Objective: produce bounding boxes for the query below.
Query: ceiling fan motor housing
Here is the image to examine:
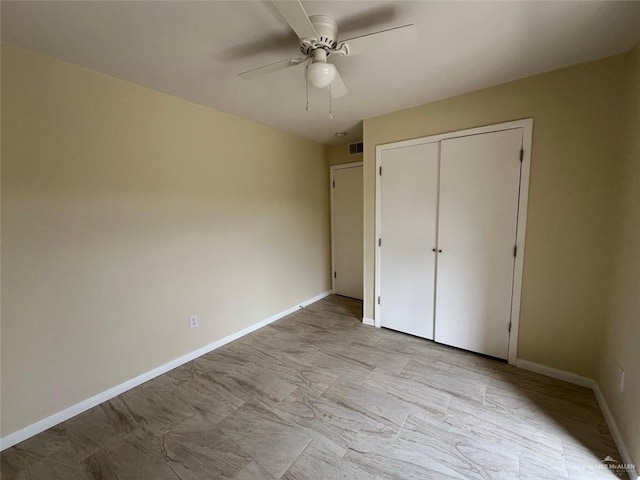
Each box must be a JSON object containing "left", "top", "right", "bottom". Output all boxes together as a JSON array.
[{"left": 300, "top": 15, "right": 339, "bottom": 55}]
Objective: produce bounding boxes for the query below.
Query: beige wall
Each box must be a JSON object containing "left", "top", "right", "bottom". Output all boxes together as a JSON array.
[
  {"left": 0, "top": 41, "right": 3, "bottom": 431},
  {"left": 328, "top": 142, "right": 362, "bottom": 166},
  {"left": 363, "top": 54, "right": 628, "bottom": 378},
  {"left": 597, "top": 45, "right": 640, "bottom": 470},
  {"left": 0, "top": 44, "right": 330, "bottom": 436}
]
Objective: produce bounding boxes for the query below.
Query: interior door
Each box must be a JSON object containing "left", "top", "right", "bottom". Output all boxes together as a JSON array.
[
  {"left": 333, "top": 165, "right": 363, "bottom": 300},
  {"left": 379, "top": 142, "right": 439, "bottom": 339},
  {"left": 435, "top": 128, "right": 523, "bottom": 359}
]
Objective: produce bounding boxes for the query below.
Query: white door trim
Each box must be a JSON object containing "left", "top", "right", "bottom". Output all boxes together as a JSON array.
[
  {"left": 330, "top": 162, "right": 363, "bottom": 295},
  {"left": 374, "top": 119, "right": 533, "bottom": 366}
]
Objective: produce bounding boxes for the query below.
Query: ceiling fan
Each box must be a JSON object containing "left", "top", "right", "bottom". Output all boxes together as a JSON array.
[{"left": 238, "top": 0, "right": 417, "bottom": 98}]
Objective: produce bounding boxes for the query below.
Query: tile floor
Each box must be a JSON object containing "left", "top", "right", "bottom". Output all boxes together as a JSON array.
[{"left": 0, "top": 295, "right": 625, "bottom": 479}]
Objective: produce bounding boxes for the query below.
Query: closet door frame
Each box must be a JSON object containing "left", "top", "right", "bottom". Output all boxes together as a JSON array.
[
  {"left": 330, "top": 161, "right": 364, "bottom": 296},
  {"left": 374, "top": 119, "right": 533, "bottom": 366}
]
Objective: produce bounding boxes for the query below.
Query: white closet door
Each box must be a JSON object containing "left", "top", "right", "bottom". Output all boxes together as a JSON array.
[
  {"left": 435, "top": 128, "right": 523, "bottom": 359},
  {"left": 379, "top": 142, "right": 439, "bottom": 339},
  {"left": 333, "top": 165, "right": 363, "bottom": 299}
]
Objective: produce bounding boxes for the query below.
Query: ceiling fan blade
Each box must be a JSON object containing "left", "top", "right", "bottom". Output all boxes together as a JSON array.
[
  {"left": 238, "top": 56, "right": 306, "bottom": 79},
  {"left": 272, "top": 0, "right": 319, "bottom": 40},
  {"left": 337, "top": 6, "right": 397, "bottom": 35},
  {"left": 343, "top": 24, "right": 416, "bottom": 56},
  {"left": 331, "top": 68, "right": 348, "bottom": 98}
]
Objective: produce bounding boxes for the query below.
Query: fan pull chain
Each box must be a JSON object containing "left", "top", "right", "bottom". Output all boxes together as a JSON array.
[
  {"left": 329, "top": 84, "right": 333, "bottom": 119},
  {"left": 305, "top": 60, "right": 310, "bottom": 112}
]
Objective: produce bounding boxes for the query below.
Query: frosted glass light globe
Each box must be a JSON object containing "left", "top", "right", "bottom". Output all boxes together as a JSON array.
[{"left": 307, "top": 62, "right": 336, "bottom": 88}]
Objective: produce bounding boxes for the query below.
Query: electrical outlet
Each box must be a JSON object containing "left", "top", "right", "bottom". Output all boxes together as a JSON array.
[
  {"left": 616, "top": 365, "right": 625, "bottom": 392},
  {"left": 189, "top": 315, "right": 199, "bottom": 329}
]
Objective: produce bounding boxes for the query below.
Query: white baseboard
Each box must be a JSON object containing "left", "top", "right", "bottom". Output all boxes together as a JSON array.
[
  {"left": 592, "top": 383, "right": 639, "bottom": 480},
  {"left": 362, "top": 317, "right": 375, "bottom": 326},
  {"left": 516, "top": 359, "right": 638, "bottom": 480},
  {"left": 515, "top": 358, "right": 594, "bottom": 388},
  {"left": 0, "top": 290, "right": 332, "bottom": 451}
]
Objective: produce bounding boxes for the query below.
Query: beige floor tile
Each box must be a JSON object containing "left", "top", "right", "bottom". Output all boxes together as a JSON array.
[{"left": 1, "top": 295, "right": 623, "bottom": 480}]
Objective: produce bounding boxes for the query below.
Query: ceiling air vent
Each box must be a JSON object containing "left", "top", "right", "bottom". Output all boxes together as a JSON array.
[{"left": 349, "top": 142, "right": 364, "bottom": 155}]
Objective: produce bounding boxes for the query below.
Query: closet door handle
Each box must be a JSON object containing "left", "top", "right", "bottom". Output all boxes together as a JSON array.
[
  {"left": 438, "top": 249, "right": 442, "bottom": 253},
  {"left": 432, "top": 248, "right": 436, "bottom": 252}
]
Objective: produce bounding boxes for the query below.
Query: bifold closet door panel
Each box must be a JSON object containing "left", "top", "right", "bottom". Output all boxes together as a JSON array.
[
  {"left": 333, "top": 166, "right": 363, "bottom": 300},
  {"left": 379, "top": 142, "right": 438, "bottom": 339},
  {"left": 435, "top": 129, "right": 522, "bottom": 359}
]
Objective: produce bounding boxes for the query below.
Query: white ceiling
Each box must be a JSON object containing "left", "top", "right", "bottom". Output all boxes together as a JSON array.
[{"left": 2, "top": 1, "right": 639, "bottom": 145}]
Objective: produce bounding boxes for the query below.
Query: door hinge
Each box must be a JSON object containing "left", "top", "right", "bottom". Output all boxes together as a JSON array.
[
  {"left": 519, "top": 148, "right": 524, "bottom": 162},
  {"left": 378, "top": 238, "right": 382, "bottom": 247},
  {"left": 334, "top": 271, "right": 337, "bottom": 279},
  {"left": 508, "top": 322, "right": 512, "bottom": 333},
  {"left": 513, "top": 245, "right": 517, "bottom": 257},
  {"left": 377, "top": 296, "right": 381, "bottom": 305},
  {"left": 379, "top": 166, "right": 382, "bottom": 176},
  {"left": 332, "top": 180, "right": 335, "bottom": 188}
]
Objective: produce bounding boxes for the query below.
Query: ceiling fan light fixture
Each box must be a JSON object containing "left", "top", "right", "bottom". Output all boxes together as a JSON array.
[{"left": 307, "top": 61, "right": 336, "bottom": 88}]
